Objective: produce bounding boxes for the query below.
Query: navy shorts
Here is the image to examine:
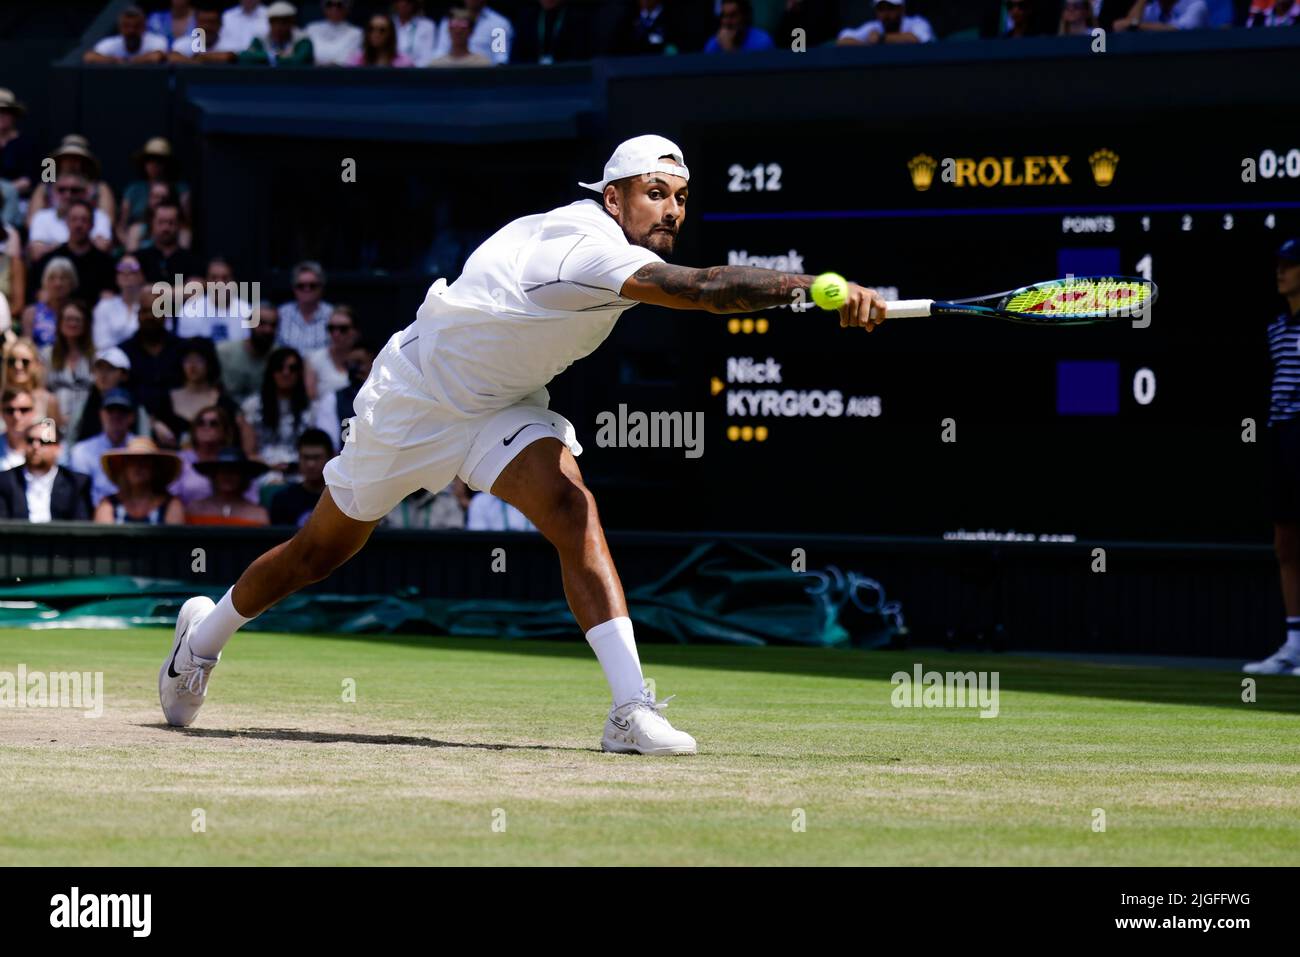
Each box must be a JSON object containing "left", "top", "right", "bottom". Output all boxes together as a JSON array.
[{"left": 1268, "top": 418, "right": 1300, "bottom": 523}]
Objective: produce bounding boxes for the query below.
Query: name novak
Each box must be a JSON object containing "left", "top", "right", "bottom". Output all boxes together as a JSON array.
[
  {"left": 50, "top": 887, "right": 151, "bottom": 937},
  {"left": 727, "top": 249, "right": 804, "bottom": 272}
]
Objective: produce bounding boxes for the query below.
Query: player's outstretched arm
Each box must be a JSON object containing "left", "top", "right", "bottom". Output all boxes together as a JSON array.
[{"left": 620, "top": 262, "right": 887, "bottom": 330}]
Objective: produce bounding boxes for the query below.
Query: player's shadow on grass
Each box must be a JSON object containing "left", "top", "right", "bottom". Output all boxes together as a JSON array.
[{"left": 151, "top": 725, "right": 584, "bottom": 752}]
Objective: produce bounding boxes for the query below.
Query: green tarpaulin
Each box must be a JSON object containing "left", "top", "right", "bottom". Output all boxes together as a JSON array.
[{"left": 0, "top": 543, "right": 904, "bottom": 646}]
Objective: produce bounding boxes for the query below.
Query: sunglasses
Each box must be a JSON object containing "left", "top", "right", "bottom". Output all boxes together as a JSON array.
[
  {"left": 295, "top": 281, "right": 321, "bottom": 291},
  {"left": 327, "top": 324, "right": 353, "bottom": 334},
  {"left": 7, "top": 356, "right": 33, "bottom": 367},
  {"left": 2, "top": 405, "right": 34, "bottom": 415},
  {"left": 26, "top": 436, "right": 58, "bottom": 447},
  {"left": 54, "top": 186, "right": 84, "bottom": 195}
]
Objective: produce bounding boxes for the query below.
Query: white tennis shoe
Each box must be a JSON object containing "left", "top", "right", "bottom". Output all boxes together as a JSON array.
[
  {"left": 601, "top": 688, "right": 697, "bottom": 755},
  {"left": 159, "top": 596, "right": 220, "bottom": 727},
  {"left": 1243, "top": 646, "right": 1300, "bottom": 676}
]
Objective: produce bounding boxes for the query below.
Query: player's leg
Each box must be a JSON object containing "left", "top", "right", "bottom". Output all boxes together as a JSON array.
[
  {"left": 488, "top": 436, "right": 696, "bottom": 754},
  {"left": 160, "top": 489, "right": 381, "bottom": 726},
  {"left": 1248, "top": 421, "right": 1300, "bottom": 675}
]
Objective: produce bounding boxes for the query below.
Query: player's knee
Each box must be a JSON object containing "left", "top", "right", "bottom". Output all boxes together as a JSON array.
[{"left": 538, "top": 477, "right": 597, "bottom": 547}]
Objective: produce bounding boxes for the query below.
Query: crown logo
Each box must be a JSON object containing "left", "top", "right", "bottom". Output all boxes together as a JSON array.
[
  {"left": 1088, "top": 149, "right": 1119, "bottom": 187},
  {"left": 908, "top": 154, "right": 938, "bottom": 192}
]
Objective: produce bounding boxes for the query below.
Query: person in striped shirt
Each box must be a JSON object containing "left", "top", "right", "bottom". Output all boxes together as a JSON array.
[{"left": 1249, "top": 237, "right": 1300, "bottom": 675}]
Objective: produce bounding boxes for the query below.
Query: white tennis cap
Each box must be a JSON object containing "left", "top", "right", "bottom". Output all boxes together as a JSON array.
[{"left": 579, "top": 134, "right": 689, "bottom": 193}]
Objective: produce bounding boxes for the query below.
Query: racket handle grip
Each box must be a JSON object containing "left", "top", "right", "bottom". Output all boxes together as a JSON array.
[{"left": 884, "top": 299, "right": 933, "bottom": 319}]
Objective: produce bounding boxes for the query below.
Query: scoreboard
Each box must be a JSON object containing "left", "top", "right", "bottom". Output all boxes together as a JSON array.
[{"left": 640, "top": 110, "right": 1300, "bottom": 542}]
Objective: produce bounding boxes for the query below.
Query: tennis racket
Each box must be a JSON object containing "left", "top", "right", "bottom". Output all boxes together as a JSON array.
[{"left": 882, "top": 276, "right": 1156, "bottom": 325}]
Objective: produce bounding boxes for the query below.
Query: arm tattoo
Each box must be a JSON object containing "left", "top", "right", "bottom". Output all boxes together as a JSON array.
[{"left": 632, "top": 262, "right": 817, "bottom": 314}]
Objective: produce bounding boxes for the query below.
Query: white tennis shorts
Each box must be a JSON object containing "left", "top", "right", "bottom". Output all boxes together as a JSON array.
[{"left": 322, "top": 330, "right": 583, "bottom": 522}]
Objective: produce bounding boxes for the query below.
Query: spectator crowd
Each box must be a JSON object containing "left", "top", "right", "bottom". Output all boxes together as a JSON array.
[{"left": 78, "top": 1, "right": 1298, "bottom": 73}]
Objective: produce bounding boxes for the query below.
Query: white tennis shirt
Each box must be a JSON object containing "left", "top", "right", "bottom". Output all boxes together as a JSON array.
[{"left": 410, "top": 199, "right": 662, "bottom": 418}]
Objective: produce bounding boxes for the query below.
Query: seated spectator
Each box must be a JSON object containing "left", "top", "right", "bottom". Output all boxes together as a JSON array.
[
  {"left": 306, "top": 0, "right": 363, "bottom": 64},
  {"left": 172, "top": 404, "right": 255, "bottom": 504},
  {"left": 1115, "top": 0, "right": 1211, "bottom": 29},
  {"left": 0, "top": 89, "right": 37, "bottom": 217},
  {"left": 1, "top": 387, "right": 36, "bottom": 469},
  {"left": 0, "top": 223, "right": 24, "bottom": 314},
  {"left": 32, "top": 201, "right": 116, "bottom": 303},
  {"left": 240, "top": 346, "right": 313, "bottom": 473},
  {"left": 384, "top": 479, "right": 467, "bottom": 529},
  {"left": 186, "top": 447, "right": 270, "bottom": 525},
  {"left": 135, "top": 202, "right": 201, "bottom": 284},
  {"left": 349, "top": 14, "right": 413, "bottom": 65},
  {"left": 26, "top": 137, "right": 116, "bottom": 239},
  {"left": 149, "top": 0, "right": 198, "bottom": 43},
  {"left": 269, "top": 428, "right": 331, "bottom": 525},
  {"left": 427, "top": 8, "right": 494, "bottom": 66},
  {"left": 21, "top": 257, "right": 77, "bottom": 348},
  {"left": 432, "top": 0, "right": 510, "bottom": 64},
  {"left": 305, "top": 304, "right": 357, "bottom": 399},
  {"left": 240, "top": 2, "right": 315, "bottom": 65},
  {"left": 162, "top": 339, "right": 240, "bottom": 442},
  {"left": 28, "top": 174, "right": 113, "bottom": 262},
  {"left": 222, "top": 0, "right": 270, "bottom": 50},
  {"left": 126, "top": 183, "right": 190, "bottom": 254},
  {"left": 70, "top": 387, "right": 138, "bottom": 504},
  {"left": 1246, "top": 0, "right": 1300, "bottom": 25},
  {"left": 94, "top": 436, "right": 185, "bottom": 524},
  {"left": 466, "top": 491, "right": 536, "bottom": 531},
  {"left": 42, "top": 300, "right": 95, "bottom": 432},
  {"left": 314, "top": 337, "right": 373, "bottom": 449},
  {"left": 176, "top": 256, "right": 253, "bottom": 342},
  {"left": 0, "top": 419, "right": 92, "bottom": 521},
  {"left": 391, "top": 0, "right": 436, "bottom": 66},
  {"left": 276, "top": 260, "right": 333, "bottom": 352},
  {"left": 219, "top": 304, "right": 278, "bottom": 404},
  {"left": 704, "top": 0, "right": 775, "bottom": 52},
  {"left": 171, "top": 2, "right": 244, "bottom": 61},
  {"left": 838, "top": 0, "right": 934, "bottom": 44},
  {"left": 93, "top": 256, "right": 145, "bottom": 349},
  {"left": 74, "top": 347, "right": 137, "bottom": 445},
  {"left": 1060, "top": 0, "right": 1099, "bottom": 33},
  {"left": 84, "top": 5, "right": 171, "bottom": 64},
  {"left": 118, "top": 138, "right": 191, "bottom": 247},
  {"left": 512, "top": 0, "right": 594, "bottom": 64},
  {"left": 2, "top": 339, "right": 60, "bottom": 425},
  {"left": 121, "top": 303, "right": 187, "bottom": 445}
]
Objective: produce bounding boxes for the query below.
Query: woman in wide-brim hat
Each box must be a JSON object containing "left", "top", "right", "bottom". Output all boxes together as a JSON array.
[
  {"left": 95, "top": 436, "right": 186, "bottom": 525},
  {"left": 120, "top": 136, "right": 190, "bottom": 241},
  {"left": 26, "top": 134, "right": 117, "bottom": 229},
  {"left": 187, "top": 447, "right": 271, "bottom": 526}
]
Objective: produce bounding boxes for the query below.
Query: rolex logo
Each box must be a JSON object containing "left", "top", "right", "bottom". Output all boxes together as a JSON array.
[
  {"left": 1088, "top": 149, "right": 1119, "bottom": 187},
  {"left": 908, "top": 154, "right": 938, "bottom": 192}
]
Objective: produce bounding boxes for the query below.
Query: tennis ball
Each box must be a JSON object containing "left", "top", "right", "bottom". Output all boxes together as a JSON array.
[{"left": 811, "top": 272, "right": 849, "bottom": 311}]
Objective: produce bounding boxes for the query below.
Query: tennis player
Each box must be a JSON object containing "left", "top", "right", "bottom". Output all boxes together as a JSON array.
[{"left": 161, "top": 134, "right": 887, "bottom": 753}]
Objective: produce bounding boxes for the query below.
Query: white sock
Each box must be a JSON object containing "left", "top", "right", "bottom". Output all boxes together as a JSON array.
[
  {"left": 585, "top": 616, "right": 645, "bottom": 707},
  {"left": 1283, "top": 619, "right": 1300, "bottom": 656},
  {"left": 189, "top": 589, "right": 253, "bottom": 660}
]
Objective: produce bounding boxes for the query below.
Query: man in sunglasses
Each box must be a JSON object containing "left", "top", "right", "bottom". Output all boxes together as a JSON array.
[
  {"left": 27, "top": 173, "right": 114, "bottom": 261},
  {"left": 276, "top": 260, "right": 334, "bottom": 354},
  {"left": 32, "top": 199, "right": 117, "bottom": 301},
  {"left": 162, "top": 134, "right": 885, "bottom": 754},
  {"left": 0, "top": 418, "right": 92, "bottom": 521},
  {"left": 1, "top": 387, "right": 35, "bottom": 470}
]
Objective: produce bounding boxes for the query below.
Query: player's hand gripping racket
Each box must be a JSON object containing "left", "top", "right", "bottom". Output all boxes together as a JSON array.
[{"left": 883, "top": 276, "right": 1156, "bottom": 325}]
